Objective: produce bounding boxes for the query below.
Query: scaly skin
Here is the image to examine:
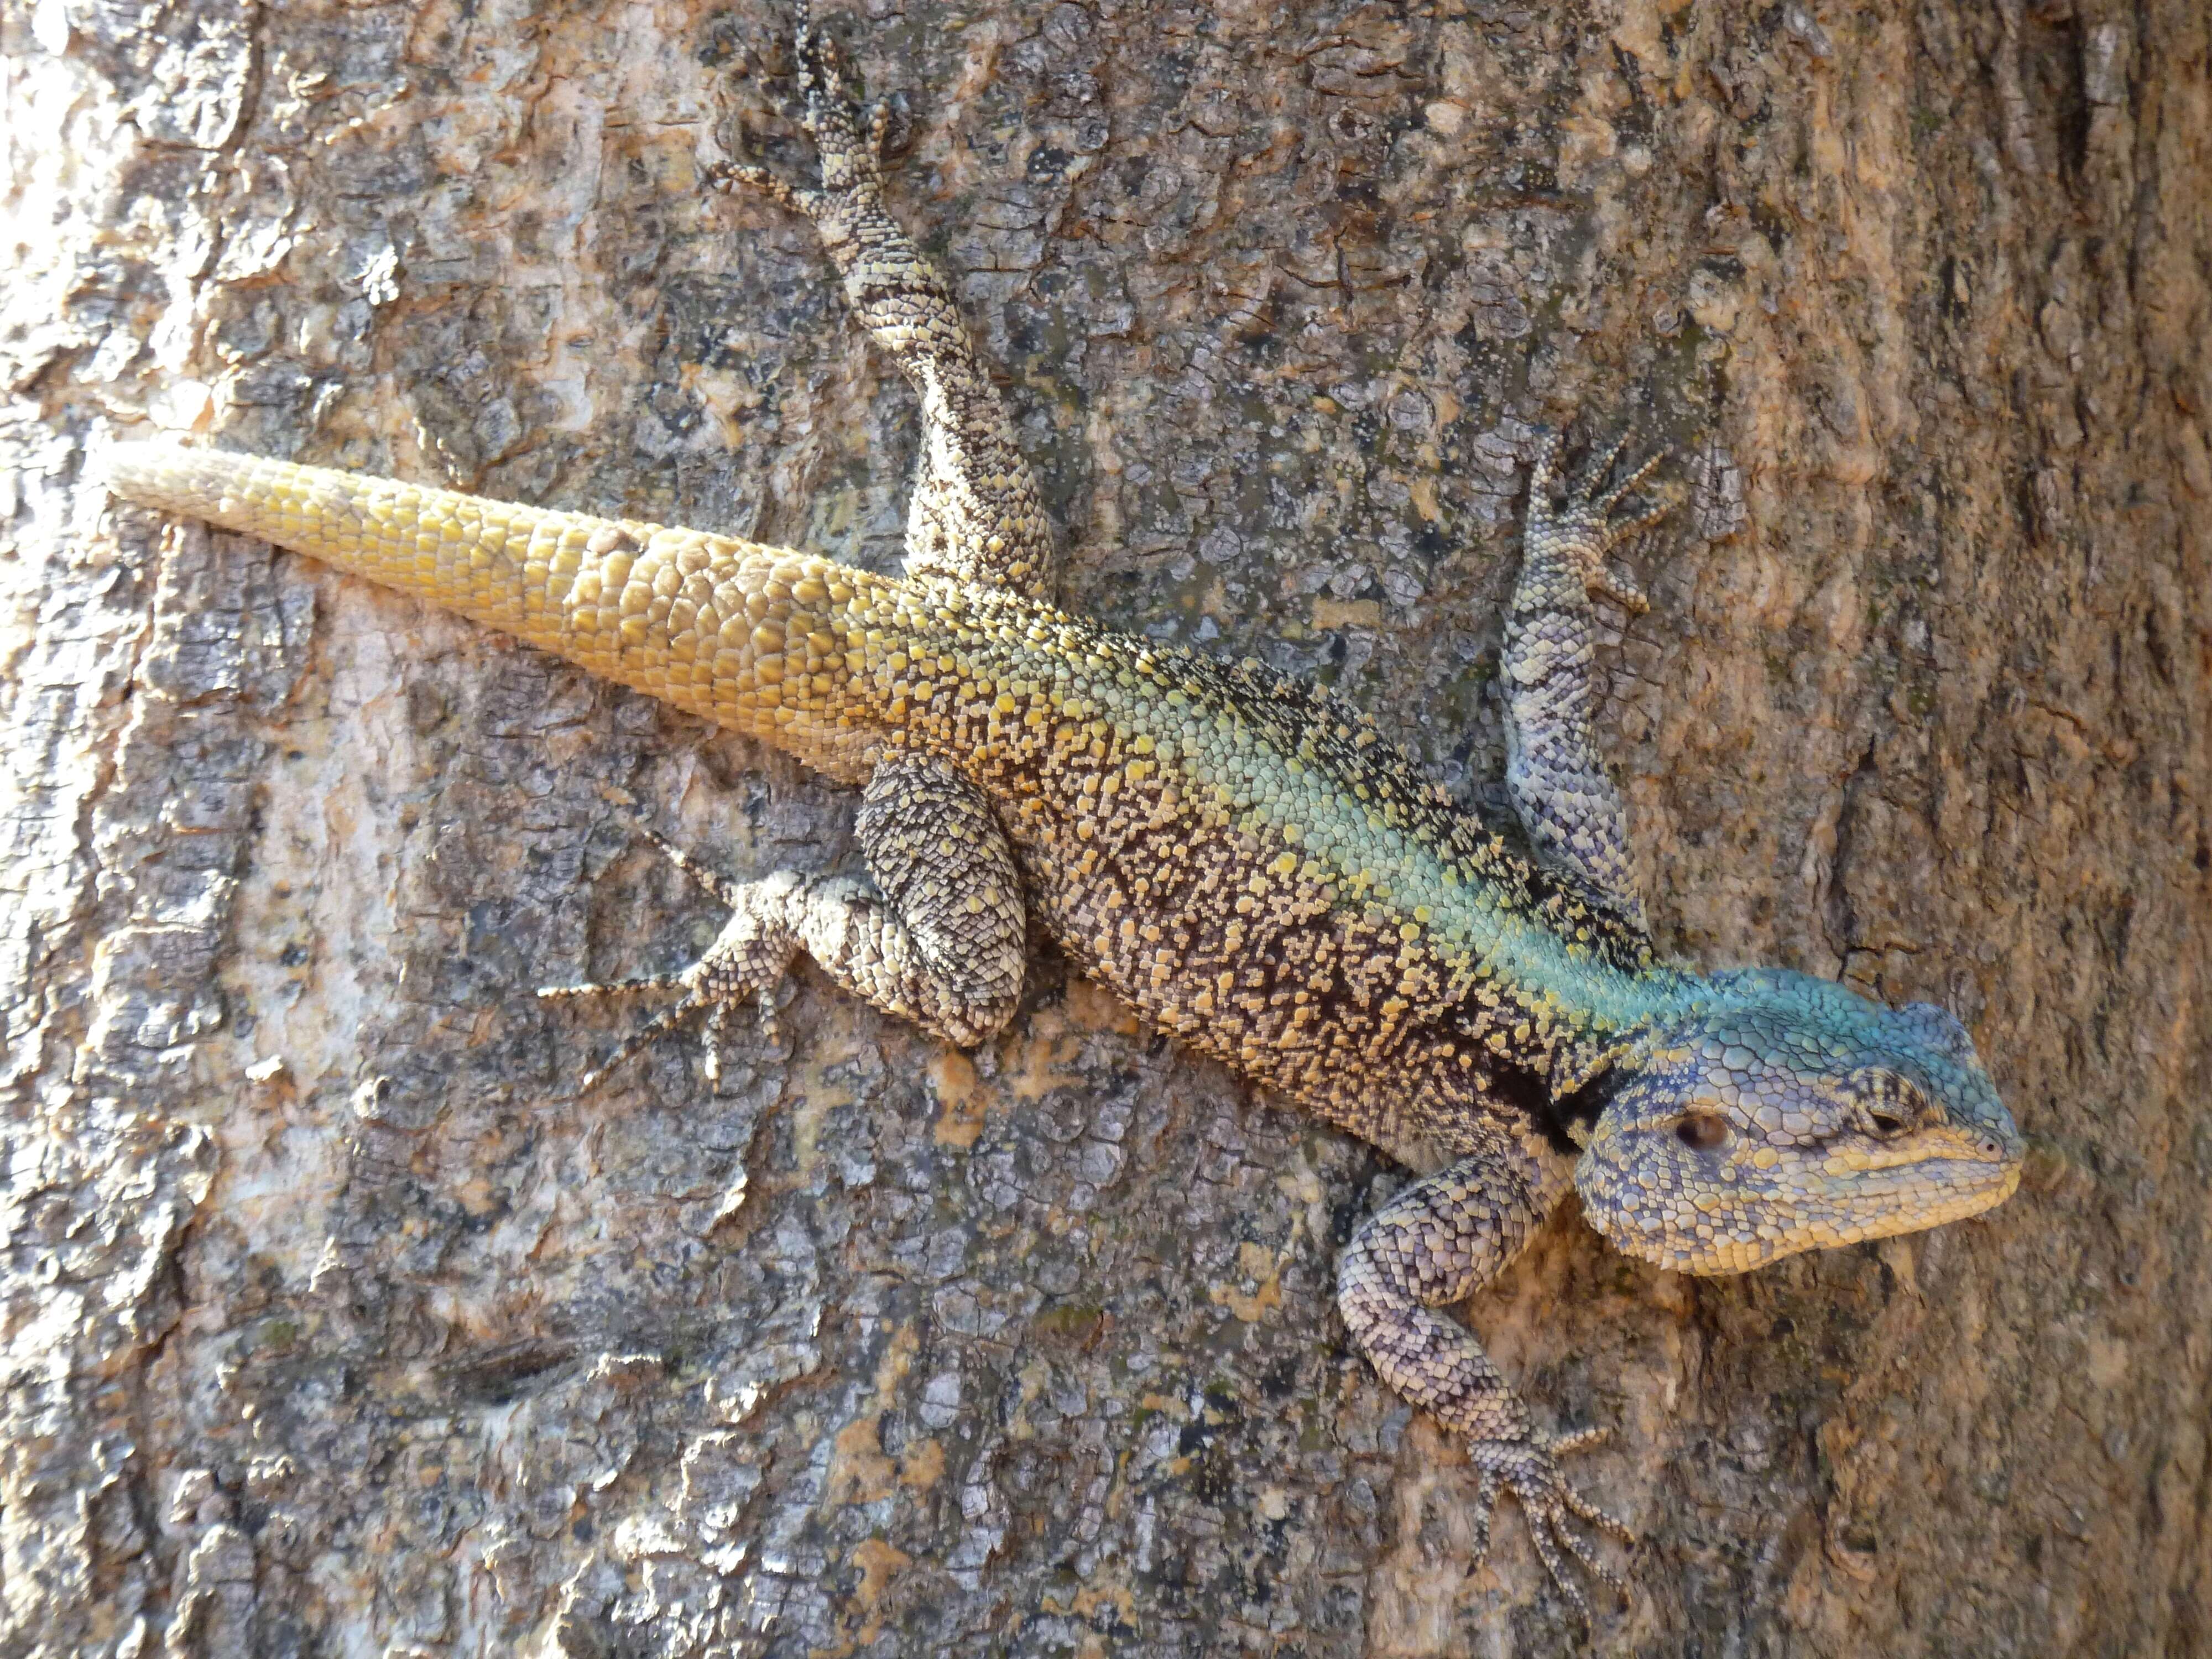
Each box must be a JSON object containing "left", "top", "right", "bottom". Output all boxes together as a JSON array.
[{"left": 106, "top": 7, "right": 2024, "bottom": 1620}]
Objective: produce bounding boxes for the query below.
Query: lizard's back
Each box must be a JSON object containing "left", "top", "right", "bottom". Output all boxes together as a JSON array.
[
  {"left": 109, "top": 444, "right": 1673, "bottom": 1146},
  {"left": 891, "top": 587, "right": 1675, "bottom": 1144}
]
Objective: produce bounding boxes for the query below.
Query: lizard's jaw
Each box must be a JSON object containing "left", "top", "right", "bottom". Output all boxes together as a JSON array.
[{"left": 1575, "top": 1123, "right": 2023, "bottom": 1276}]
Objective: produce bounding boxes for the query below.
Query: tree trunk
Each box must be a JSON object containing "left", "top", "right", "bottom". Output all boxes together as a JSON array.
[{"left": 4, "top": 1, "right": 2207, "bottom": 1653}]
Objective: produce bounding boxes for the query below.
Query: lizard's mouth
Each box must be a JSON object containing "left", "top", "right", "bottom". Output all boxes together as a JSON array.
[{"left": 1575, "top": 1134, "right": 2023, "bottom": 1277}]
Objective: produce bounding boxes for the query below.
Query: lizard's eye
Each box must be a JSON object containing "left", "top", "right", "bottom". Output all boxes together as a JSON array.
[
  {"left": 1846, "top": 1069, "right": 1928, "bottom": 1137},
  {"left": 1675, "top": 1113, "right": 1732, "bottom": 1151}
]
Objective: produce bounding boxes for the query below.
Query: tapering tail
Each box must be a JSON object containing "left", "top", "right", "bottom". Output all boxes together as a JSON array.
[{"left": 107, "top": 444, "right": 901, "bottom": 776}]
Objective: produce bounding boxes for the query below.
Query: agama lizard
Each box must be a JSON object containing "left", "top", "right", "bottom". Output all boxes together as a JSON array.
[{"left": 107, "top": 8, "right": 2023, "bottom": 1615}]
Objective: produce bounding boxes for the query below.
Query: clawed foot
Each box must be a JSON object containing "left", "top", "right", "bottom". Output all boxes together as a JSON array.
[
  {"left": 709, "top": 1, "right": 894, "bottom": 215},
  {"left": 1528, "top": 426, "right": 1685, "bottom": 615},
  {"left": 1467, "top": 1423, "right": 1635, "bottom": 1623},
  {"left": 536, "top": 830, "right": 797, "bottom": 1094}
]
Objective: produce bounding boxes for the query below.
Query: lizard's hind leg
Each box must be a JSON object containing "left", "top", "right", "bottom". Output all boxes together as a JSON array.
[
  {"left": 714, "top": 5, "right": 1055, "bottom": 599},
  {"left": 545, "top": 8, "right": 1046, "bottom": 1096},
  {"left": 540, "top": 760, "right": 1027, "bottom": 1091}
]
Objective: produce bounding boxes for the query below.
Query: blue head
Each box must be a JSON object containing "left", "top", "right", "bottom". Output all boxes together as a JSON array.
[{"left": 1574, "top": 969, "right": 2024, "bottom": 1275}]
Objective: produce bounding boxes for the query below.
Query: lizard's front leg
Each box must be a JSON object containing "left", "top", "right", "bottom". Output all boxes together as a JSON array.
[
  {"left": 541, "top": 757, "right": 1025, "bottom": 1091},
  {"left": 1503, "top": 431, "right": 1682, "bottom": 930},
  {"left": 1337, "top": 1141, "right": 1634, "bottom": 1618},
  {"left": 716, "top": 3, "right": 1055, "bottom": 599}
]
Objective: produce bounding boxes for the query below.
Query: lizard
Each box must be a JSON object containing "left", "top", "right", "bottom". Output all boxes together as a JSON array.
[{"left": 105, "top": 6, "right": 2024, "bottom": 1616}]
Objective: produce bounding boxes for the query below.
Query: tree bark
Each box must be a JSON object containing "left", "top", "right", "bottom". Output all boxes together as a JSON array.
[{"left": 3, "top": 1, "right": 2207, "bottom": 1653}]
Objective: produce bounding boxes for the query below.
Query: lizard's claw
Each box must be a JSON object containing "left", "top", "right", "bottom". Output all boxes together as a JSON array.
[
  {"left": 1468, "top": 1426, "right": 1634, "bottom": 1623},
  {"left": 536, "top": 839, "right": 798, "bottom": 1095},
  {"left": 1528, "top": 425, "right": 1682, "bottom": 615}
]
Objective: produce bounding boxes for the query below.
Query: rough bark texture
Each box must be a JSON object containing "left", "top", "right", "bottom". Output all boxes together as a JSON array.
[{"left": 4, "top": 1, "right": 2208, "bottom": 1653}]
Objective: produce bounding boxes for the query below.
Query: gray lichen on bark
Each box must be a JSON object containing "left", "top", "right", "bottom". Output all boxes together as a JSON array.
[{"left": 3, "top": 1, "right": 2209, "bottom": 1655}]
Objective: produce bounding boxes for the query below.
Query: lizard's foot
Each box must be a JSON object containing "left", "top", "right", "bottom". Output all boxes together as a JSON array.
[
  {"left": 1528, "top": 426, "right": 1686, "bottom": 615},
  {"left": 1338, "top": 1153, "right": 1635, "bottom": 1618},
  {"left": 1466, "top": 1423, "right": 1635, "bottom": 1621},
  {"left": 711, "top": 1, "right": 892, "bottom": 212},
  {"left": 536, "top": 831, "right": 800, "bottom": 1094},
  {"left": 537, "top": 760, "right": 1027, "bottom": 1085}
]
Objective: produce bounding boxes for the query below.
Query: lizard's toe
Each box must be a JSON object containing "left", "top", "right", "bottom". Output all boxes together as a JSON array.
[
  {"left": 1522, "top": 1509, "right": 1593, "bottom": 1623},
  {"left": 1471, "top": 1428, "right": 1632, "bottom": 1618},
  {"left": 1546, "top": 1424, "right": 1609, "bottom": 1458},
  {"left": 713, "top": 160, "right": 798, "bottom": 207},
  {"left": 1572, "top": 426, "right": 1636, "bottom": 501},
  {"left": 1546, "top": 1503, "right": 1629, "bottom": 1598},
  {"left": 1467, "top": 1468, "right": 1503, "bottom": 1572},
  {"left": 1529, "top": 427, "right": 1566, "bottom": 500},
  {"left": 564, "top": 997, "right": 712, "bottom": 1097}
]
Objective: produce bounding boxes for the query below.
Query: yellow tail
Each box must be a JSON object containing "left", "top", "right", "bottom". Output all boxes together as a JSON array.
[{"left": 108, "top": 445, "right": 904, "bottom": 777}]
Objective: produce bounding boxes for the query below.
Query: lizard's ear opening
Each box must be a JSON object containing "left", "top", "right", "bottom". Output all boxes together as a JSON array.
[{"left": 1673, "top": 1111, "right": 1731, "bottom": 1151}]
